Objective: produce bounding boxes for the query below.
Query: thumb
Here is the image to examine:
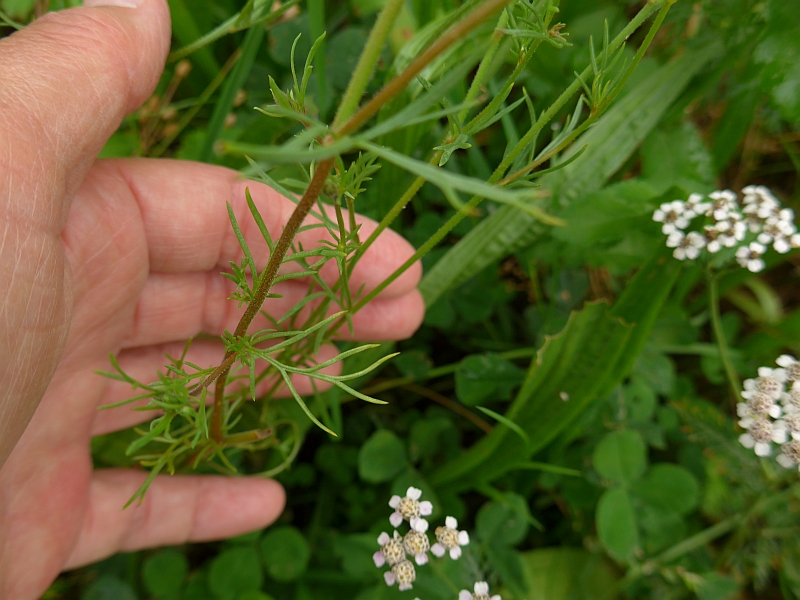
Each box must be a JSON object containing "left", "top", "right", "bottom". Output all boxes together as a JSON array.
[
  {"left": 0, "top": 0, "right": 171, "bottom": 228},
  {"left": 0, "top": 0, "right": 170, "bottom": 467}
]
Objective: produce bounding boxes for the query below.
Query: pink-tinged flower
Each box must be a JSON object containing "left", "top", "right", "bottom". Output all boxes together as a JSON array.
[
  {"left": 403, "top": 530, "right": 430, "bottom": 565},
  {"left": 459, "top": 581, "right": 501, "bottom": 600},
  {"left": 388, "top": 487, "right": 433, "bottom": 532},
  {"left": 373, "top": 531, "right": 405, "bottom": 568},
  {"left": 383, "top": 559, "right": 416, "bottom": 591},
  {"left": 431, "top": 516, "right": 470, "bottom": 560}
]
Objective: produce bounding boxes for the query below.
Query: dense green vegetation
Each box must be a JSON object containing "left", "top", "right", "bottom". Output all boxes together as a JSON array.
[{"left": 3, "top": 0, "right": 800, "bottom": 598}]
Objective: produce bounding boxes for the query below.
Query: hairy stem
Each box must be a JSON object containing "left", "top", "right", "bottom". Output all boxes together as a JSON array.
[{"left": 205, "top": 158, "right": 335, "bottom": 441}]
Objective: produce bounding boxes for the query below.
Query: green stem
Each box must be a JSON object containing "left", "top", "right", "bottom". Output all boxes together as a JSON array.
[
  {"left": 331, "top": 0, "right": 406, "bottom": 130},
  {"left": 708, "top": 269, "right": 741, "bottom": 403},
  {"left": 457, "top": 11, "right": 510, "bottom": 127}
]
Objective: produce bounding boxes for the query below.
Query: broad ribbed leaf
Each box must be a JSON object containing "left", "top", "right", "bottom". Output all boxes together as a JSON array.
[{"left": 430, "top": 251, "right": 681, "bottom": 490}]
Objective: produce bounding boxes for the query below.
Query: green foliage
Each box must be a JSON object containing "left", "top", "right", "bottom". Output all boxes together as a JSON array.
[
  {"left": 260, "top": 527, "right": 311, "bottom": 582},
  {"left": 142, "top": 549, "right": 189, "bottom": 596},
  {"left": 208, "top": 547, "right": 264, "bottom": 599},
  {"left": 20, "top": 0, "right": 800, "bottom": 598}
]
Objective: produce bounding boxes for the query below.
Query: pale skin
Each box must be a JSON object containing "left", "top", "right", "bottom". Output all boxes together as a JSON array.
[{"left": 0, "top": 0, "right": 424, "bottom": 597}]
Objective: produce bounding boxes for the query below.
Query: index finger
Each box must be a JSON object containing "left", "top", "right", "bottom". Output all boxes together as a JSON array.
[{"left": 109, "top": 158, "right": 422, "bottom": 299}]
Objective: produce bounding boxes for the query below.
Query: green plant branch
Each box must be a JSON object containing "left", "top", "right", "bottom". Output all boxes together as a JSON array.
[
  {"left": 347, "top": 0, "right": 667, "bottom": 313},
  {"left": 197, "top": 158, "right": 335, "bottom": 441}
]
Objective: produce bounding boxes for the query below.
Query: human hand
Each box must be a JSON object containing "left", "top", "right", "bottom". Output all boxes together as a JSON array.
[{"left": 0, "top": 1, "right": 424, "bottom": 597}]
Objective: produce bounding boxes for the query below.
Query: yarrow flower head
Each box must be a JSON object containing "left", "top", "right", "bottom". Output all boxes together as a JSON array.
[
  {"left": 652, "top": 186, "right": 798, "bottom": 272},
  {"left": 374, "top": 531, "right": 406, "bottom": 568},
  {"left": 384, "top": 559, "right": 416, "bottom": 591},
  {"left": 431, "top": 516, "right": 470, "bottom": 560},
  {"left": 389, "top": 487, "right": 433, "bottom": 532},
  {"left": 737, "top": 355, "right": 800, "bottom": 464},
  {"left": 738, "top": 416, "right": 787, "bottom": 456},
  {"left": 403, "top": 529, "right": 431, "bottom": 565},
  {"left": 459, "top": 581, "right": 501, "bottom": 600}
]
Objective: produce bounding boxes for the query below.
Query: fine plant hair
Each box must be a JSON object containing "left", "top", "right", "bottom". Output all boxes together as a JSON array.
[{"left": 101, "top": 0, "right": 678, "bottom": 506}]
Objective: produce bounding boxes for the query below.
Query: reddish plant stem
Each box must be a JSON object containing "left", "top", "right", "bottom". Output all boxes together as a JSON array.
[
  {"left": 336, "top": 0, "right": 512, "bottom": 136},
  {"left": 206, "top": 158, "right": 335, "bottom": 442}
]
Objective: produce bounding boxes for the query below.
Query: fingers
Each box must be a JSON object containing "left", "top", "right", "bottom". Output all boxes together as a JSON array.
[
  {"left": 65, "top": 470, "right": 285, "bottom": 570},
  {"left": 122, "top": 272, "right": 424, "bottom": 348},
  {"left": 91, "top": 340, "right": 343, "bottom": 436},
  {"left": 0, "top": 0, "right": 170, "bottom": 226},
  {"left": 101, "top": 158, "right": 422, "bottom": 296}
]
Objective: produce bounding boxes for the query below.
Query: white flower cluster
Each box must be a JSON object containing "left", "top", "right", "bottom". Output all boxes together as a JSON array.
[
  {"left": 373, "top": 487, "right": 478, "bottom": 596},
  {"left": 652, "top": 186, "right": 799, "bottom": 270},
  {"left": 737, "top": 355, "right": 800, "bottom": 470}
]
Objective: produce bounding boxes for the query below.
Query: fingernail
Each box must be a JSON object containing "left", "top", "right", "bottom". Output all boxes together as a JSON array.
[{"left": 83, "top": 0, "right": 145, "bottom": 7}]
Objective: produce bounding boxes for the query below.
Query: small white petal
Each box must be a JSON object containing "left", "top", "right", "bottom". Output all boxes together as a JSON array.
[
  {"left": 707, "top": 240, "right": 721, "bottom": 253},
  {"left": 459, "top": 592, "right": 473, "bottom": 600},
  {"left": 748, "top": 259, "right": 765, "bottom": 273},
  {"left": 673, "top": 248, "right": 687, "bottom": 260},
  {"left": 775, "top": 238, "right": 791, "bottom": 254},
  {"left": 773, "top": 429, "right": 788, "bottom": 444},
  {"left": 491, "top": 596, "right": 502, "bottom": 600},
  {"left": 458, "top": 530, "right": 470, "bottom": 546},
  {"left": 378, "top": 532, "right": 390, "bottom": 545},
  {"left": 777, "top": 454, "right": 794, "bottom": 468},
  {"left": 737, "top": 403, "right": 749, "bottom": 417},
  {"left": 739, "top": 417, "right": 754, "bottom": 429},
  {"left": 744, "top": 379, "right": 756, "bottom": 391},
  {"left": 385, "top": 572, "right": 396, "bottom": 586},
  {"left": 411, "top": 517, "right": 429, "bottom": 533},
  {"left": 662, "top": 223, "right": 678, "bottom": 235},
  {"left": 415, "top": 553, "right": 428, "bottom": 566},
  {"left": 431, "top": 543, "right": 446, "bottom": 558},
  {"left": 406, "top": 487, "right": 422, "bottom": 500},
  {"left": 777, "top": 355, "right": 796, "bottom": 368},
  {"left": 739, "top": 433, "right": 756, "bottom": 448},
  {"left": 450, "top": 546, "right": 462, "bottom": 560},
  {"left": 445, "top": 516, "right": 457, "bottom": 529},
  {"left": 389, "top": 495, "right": 401, "bottom": 509},
  {"left": 686, "top": 246, "right": 700, "bottom": 260},
  {"left": 475, "top": 582, "right": 490, "bottom": 595},
  {"left": 374, "top": 552, "right": 386, "bottom": 568},
  {"left": 769, "top": 405, "right": 783, "bottom": 419},
  {"left": 653, "top": 210, "right": 666, "bottom": 222},
  {"left": 390, "top": 512, "right": 403, "bottom": 528},
  {"left": 755, "top": 442, "right": 772, "bottom": 457},
  {"left": 419, "top": 501, "right": 432, "bottom": 516},
  {"left": 399, "top": 583, "right": 412, "bottom": 592}
]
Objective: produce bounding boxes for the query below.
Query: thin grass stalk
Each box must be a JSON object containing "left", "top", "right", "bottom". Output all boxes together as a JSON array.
[{"left": 331, "top": 0, "right": 406, "bottom": 130}]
